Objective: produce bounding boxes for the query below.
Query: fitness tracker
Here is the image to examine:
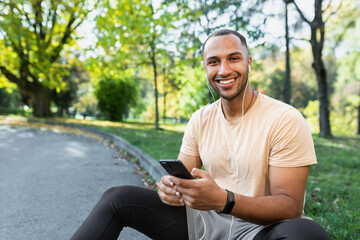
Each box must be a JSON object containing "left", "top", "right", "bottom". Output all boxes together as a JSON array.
[{"left": 217, "top": 189, "right": 235, "bottom": 214}]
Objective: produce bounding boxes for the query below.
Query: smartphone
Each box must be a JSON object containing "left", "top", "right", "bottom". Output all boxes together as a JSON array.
[{"left": 159, "top": 159, "right": 194, "bottom": 179}]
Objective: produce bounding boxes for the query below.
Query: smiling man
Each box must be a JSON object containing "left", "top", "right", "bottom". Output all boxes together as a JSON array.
[
  {"left": 71, "top": 29, "right": 330, "bottom": 240},
  {"left": 158, "top": 29, "right": 330, "bottom": 239}
]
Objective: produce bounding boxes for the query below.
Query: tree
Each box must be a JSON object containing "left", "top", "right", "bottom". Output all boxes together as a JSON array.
[
  {"left": 51, "top": 57, "right": 90, "bottom": 117},
  {"left": 0, "top": 87, "right": 21, "bottom": 108},
  {"left": 267, "top": 68, "right": 285, "bottom": 101},
  {"left": 332, "top": 5, "right": 360, "bottom": 134},
  {"left": 94, "top": 74, "right": 139, "bottom": 122},
  {"left": 158, "top": 50, "right": 178, "bottom": 122},
  {"left": 0, "top": 0, "right": 96, "bottom": 117},
  {"left": 176, "top": 65, "right": 209, "bottom": 118},
  {"left": 283, "top": 0, "right": 292, "bottom": 104},
  {"left": 94, "top": 0, "right": 176, "bottom": 129},
  {"left": 289, "top": 0, "right": 341, "bottom": 137}
]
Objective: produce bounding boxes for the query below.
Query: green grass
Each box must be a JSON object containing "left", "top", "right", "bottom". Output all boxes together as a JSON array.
[
  {"left": 305, "top": 136, "right": 360, "bottom": 239},
  {"left": 2, "top": 116, "right": 359, "bottom": 239},
  {"left": 90, "top": 125, "right": 184, "bottom": 160}
]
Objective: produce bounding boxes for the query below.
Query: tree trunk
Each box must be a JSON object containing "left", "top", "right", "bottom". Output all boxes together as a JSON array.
[
  {"left": 162, "top": 67, "right": 167, "bottom": 122},
  {"left": 163, "top": 92, "right": 167, "bottom": 122},
  {"left": 290, "top": 0, "right": 332, "bottom": 138},
  {"left": 32, "top": 83, "right": 52, "bottom": 117},
  {"left": 310, "top": 0, "right": 332, "bottom": 138},
  {"left": 310, "top": 28, "right": 331, "bottom": 138},
  {"left": 150, "top": 43, "right": 159, "bottom": 130},
  {"left": 284, "top": 0, "right": 291, "bottom": 104},
  {"left": 312, "top": 58, "right": 331, "bottom": 137},
  {"left": 357, "top": 102, "right": 360, "bottom": 135}
]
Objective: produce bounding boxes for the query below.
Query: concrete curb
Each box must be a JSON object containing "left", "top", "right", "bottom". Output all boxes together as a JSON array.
[{"left": 28, "top": 120, "right": 168, "bottom": 182}]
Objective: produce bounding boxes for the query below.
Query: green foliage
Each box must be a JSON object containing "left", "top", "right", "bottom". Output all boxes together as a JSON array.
[
  {"left": 176, "top": 65, "right": 209, "bottom": 118},
  {"left": 304, "top": 100, "right": 359, "bottom": 136},
  {"left": 326, "top": 0, "right": 360, "bottom": 136},
  {"left": 0, "top": 87, "right": 21, "bottom": 108},
  {"left": 168, "top": 0, "right": 264, "bottom": 65},
  {"left": 0, "top": 0, "right": 89, "bottom": 86},
  {"left": 0, "top": 0, "right": 94, "bottom": 116},
  {"left": 265, "top": 68, "right": 285, "bottom": 102},
  {"left": 303, "top": 100, "right": 320, "bottom": 134},
  {"left": 93, "top": 0, "right": 178, "bottom": 128},
  {"left": 51, "top": 58, "right": 90, "bottom": 116},
  {"left": 94, "top": 73, "right": 139, "bottom": 121}
]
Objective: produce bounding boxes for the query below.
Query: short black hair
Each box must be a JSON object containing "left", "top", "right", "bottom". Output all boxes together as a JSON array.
[{"left": 202, "top": 29, "right": 248, "bottom": 57}]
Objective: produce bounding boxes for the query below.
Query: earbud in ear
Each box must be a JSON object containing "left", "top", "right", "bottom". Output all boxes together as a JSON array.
[{"left": 249, "top": 66, "right": 251, "bottom": 73}]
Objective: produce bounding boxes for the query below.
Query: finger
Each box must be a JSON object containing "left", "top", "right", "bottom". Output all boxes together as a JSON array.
[
  {"left": 158, "top": 190, "right": 185, "bottom": 206},
  {"left": 157, "top": 181, "right": 177, "bottom": 196},
  {"left": 161, "top": 175, "right": 175, "bottom": 187},
  {"left": 169, "top": 176, "right": 195, "bottom": 189},
  {"left": 191, "top": 168, "right": 208, "bottom": 179}
]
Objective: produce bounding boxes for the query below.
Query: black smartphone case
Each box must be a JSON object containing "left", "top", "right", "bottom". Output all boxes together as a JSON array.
[{"left": 160, "top": 159, "right": 194, "bottom": 179}]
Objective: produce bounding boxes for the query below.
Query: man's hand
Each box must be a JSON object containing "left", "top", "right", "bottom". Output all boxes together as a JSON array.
[
  {"left": 157, "top": 175, "right": 185, "bottom": 206},
  {"left": 169, "top": 168, "right": 227, "bottom": 211}
]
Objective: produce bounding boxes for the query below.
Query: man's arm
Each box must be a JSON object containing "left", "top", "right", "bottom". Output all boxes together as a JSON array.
[
  {"left": 170, "top": 165, "right": 310, "bottom": 226},
  {"left": 177, "top": 152, "right": 202, "bottom": 172},
  {"left": 229, "top": 165, "right": 309, "bottom": 225}
]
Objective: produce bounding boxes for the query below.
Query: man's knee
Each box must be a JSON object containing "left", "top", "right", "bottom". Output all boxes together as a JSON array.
[
  {"left": 101, "top": 185, "right": 134, "bottom": 203},
  {"left": 101, "top": 185, "right": 151, "bottom": 207},
  {"left": 270, "top": 218, "right": 331, "bottom": 240}
]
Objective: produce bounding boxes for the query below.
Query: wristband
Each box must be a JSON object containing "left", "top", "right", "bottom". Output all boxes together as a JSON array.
[{"left": 217, "top": 189, "right": 235, "bottom": 214}]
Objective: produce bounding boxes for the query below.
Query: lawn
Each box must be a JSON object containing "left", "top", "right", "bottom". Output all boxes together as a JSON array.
[
  {"left": 305, "top": 136, "right": 360, "bottom": 239},
  {"left": 1, "top": 116, "right": 359, "bottom": 239}
]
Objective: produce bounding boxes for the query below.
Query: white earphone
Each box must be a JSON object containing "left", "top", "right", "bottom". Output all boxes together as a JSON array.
[{"left": 206, "top": 75, "right": 216, "bottom": 103}]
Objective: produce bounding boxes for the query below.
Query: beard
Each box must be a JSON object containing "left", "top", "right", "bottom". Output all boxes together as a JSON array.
[{"left": 209, "top": 73, "right": 249, "bottom": 101}]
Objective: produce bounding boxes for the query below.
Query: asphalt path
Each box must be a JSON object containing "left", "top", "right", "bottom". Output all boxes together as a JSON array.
[{"left": 0, "top": 125, "right": 150, "bottom": 240}]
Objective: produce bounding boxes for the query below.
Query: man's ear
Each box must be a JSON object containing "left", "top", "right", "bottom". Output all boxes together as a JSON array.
[{"left": 247, "top": 56, "right": 252, "bottom": 72}]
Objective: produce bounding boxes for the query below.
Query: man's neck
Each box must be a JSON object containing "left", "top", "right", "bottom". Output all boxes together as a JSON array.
[{"left": 220, "top": 87, "right": 257, "bottom": 122}]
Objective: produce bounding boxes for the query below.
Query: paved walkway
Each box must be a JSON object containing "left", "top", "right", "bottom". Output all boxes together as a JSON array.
[{"left": 0, "top": 125, "right": 150, "bottom": 240}]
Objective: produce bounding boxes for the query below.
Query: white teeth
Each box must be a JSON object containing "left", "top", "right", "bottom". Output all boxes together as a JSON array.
[{"left": 219, "top": 79, "right": 234, "bottom": 84}]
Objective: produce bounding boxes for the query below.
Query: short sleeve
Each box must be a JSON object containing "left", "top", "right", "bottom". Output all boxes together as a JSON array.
[
  {"left": 180, "top": 111, "right": 200, "bottom": 157},
  {"left": 269, "top": 109, "right": 317, "bottom": 167}
]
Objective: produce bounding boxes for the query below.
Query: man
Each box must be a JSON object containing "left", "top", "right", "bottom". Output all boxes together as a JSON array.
[{"left": 71, "top": 29, "right": 330, "bottom": 240}]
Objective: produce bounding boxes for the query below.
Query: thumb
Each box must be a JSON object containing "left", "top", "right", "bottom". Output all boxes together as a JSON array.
[{"left": 191, "top": 168, "right": 208, "bottom": 179}]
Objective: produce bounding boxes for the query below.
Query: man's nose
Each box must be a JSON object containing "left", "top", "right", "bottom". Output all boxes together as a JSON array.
[{"left": 218, "top": 62, "right": 231, "bottom": 76}]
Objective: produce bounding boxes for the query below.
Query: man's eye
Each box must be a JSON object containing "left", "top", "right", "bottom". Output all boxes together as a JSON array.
[
  {"left": 231, "top": 57, "right": 240, "bottom": 61},
  {"left": 208, "top": 60, "right": 217, "bottom": 65}
]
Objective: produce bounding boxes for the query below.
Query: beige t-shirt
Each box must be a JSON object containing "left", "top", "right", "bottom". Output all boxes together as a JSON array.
[{"left": 180, "top": 93, "right": 317, "bottom": 197}]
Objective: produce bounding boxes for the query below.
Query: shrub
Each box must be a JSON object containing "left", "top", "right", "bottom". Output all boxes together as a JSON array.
[{"left": 94, "top": 75, "right": 138, "bottom": 121}]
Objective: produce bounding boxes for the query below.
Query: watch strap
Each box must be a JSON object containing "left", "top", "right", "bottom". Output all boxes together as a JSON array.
[{"left": 217, "top": 189, "right": 235, "bottom": 214}]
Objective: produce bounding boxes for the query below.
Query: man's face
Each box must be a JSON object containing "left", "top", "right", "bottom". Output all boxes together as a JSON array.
[{"left": 203, "top": 34, "right": 251, "bottom": 101}]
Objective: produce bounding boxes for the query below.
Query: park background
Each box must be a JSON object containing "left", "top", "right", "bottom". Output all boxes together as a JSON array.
[{"left": 0, "top": 0, "right": 359, "bottom": 239}]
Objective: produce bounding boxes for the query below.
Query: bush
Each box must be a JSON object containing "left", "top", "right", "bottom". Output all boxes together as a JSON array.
[{"left": 94, "top": 75, "right": 138, "bottom": 121}]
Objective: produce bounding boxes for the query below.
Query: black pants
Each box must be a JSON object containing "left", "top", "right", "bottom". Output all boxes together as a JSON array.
[{"left": 70, "top": 186, "right": 331, "bottom": 240}]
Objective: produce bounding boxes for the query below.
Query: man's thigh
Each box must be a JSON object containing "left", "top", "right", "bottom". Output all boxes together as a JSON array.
[{"left": 253, "top": 218, "right": 330, "bottom": 240}]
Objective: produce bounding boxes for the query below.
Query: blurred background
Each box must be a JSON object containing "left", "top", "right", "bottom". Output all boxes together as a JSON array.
[{"left": 0, "top": 0, "right": 359, "bottom": 137}]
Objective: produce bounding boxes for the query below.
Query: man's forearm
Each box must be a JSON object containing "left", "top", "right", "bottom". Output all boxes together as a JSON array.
[{"left": 230, "top": 193, "right": 303, "bottom": 226}]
